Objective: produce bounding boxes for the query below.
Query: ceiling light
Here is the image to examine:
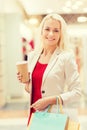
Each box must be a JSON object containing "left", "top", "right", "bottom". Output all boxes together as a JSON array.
[
  {"left": 77, "top": 16, "right": 87, "bottom": 22},
  {"left": 75, "top": 1, "right": 83, "bottom": 6},
  {"left": 28, "top": 18, "right": 39, "bottom": 25}
]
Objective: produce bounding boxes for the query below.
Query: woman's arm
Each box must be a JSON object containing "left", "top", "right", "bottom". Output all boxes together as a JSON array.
[
  {"left": 61, "top": 52, "right": 82, "bottom": 105},
  {"left": 25, "top": 79, "right": 31, "bottom": 93}
]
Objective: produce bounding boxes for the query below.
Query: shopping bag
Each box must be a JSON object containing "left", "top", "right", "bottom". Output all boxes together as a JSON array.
[
  {"left": 27, "top": 96, "right": 80, "bottom": 130},
  {"left": 27, "top": 96, "right": 68, "bottom": 130},
  {"left": 57, "top": 97, "right": 80, "bottom": 130},
  {"left": 28, "top": 111, "right": 68, "bottom": 130},
  {"left": 66, "top": 118, "right": 80, "bottom": 130},
  {"left": 57, "top": 96, "right": 80, "bottom": 130}
]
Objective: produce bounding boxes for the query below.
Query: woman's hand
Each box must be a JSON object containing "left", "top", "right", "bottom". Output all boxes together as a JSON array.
[
  {"left": 30, "top": 98, "right": 49, "bottom": 111},
  {"left": 17, "top": 72, "right": 30, "bottom": 84},
  {"left": 17, "top": 72, "right": 22, "bottom": 83},
  {"left": 17, "top": 72, "right": 31, "bottom": 93},
  {"left": 30, "top": 96, "right": 63, "bottom": 111},
  {"left": 30, "top": 96, "right": 56, "bottom": 111}
]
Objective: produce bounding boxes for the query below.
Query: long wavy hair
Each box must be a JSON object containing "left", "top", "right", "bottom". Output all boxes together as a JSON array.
[{"left": 35, "top": 13, "right": 69, "bottom": 52}]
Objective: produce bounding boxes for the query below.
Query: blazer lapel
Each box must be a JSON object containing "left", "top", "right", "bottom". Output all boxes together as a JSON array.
[
  {"left": 30, "top": 50, "right": 42, "bottom": 73},
  {"left": 42, "top": 48, "right": 61, "bottom": 86}
]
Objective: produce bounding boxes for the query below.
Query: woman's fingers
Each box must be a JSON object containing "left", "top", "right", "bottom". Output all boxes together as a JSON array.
[
  {"left": 30, "top": 98, "right": 48, "bottom": 111},
  {"left": 17, "top": 72, "right": 23, "bottom": 82}
]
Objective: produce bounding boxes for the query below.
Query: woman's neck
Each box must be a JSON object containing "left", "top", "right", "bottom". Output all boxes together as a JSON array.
[
  {"left": 39, "top": 46, "right": 58, "bottom": 64},
  {"left": 42, "top": 46, "right": 57, "bottom": 56}
]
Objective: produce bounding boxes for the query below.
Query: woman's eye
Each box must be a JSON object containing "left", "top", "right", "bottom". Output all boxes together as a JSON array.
[
  {"left": 54, "top": 30, "right": 59, "bottom": 32},
  {"left": 44, "top": 28, "right": 49, "bottom": 31}
]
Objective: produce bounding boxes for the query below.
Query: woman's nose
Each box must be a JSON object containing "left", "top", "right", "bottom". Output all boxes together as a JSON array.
[{"left": 49, "top": 31, "right": 54, "bottom": 36}]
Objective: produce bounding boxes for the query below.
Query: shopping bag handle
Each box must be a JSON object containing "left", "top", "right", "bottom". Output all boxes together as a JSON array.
[
  {"left": 57, "top": 96, "right": 63, "bottom": 114},
  {"left": 47, "top": 96, "right": 63, "bottom": 114}
]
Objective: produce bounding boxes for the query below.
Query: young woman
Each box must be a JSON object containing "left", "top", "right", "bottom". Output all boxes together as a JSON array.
[{"left": 17, "top": 13, "right": 81, "bottom": 125}]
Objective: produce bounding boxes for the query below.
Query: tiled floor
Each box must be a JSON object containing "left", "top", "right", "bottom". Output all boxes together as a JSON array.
[
  {"left": 0, "top": 102, "right": 28, "bottom": 130},
  {"left": 0, "top": 118, "right": 27, "bottom": 130}
]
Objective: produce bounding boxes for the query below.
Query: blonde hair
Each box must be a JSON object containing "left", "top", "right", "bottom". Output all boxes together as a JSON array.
[{"left": 35, "top": 13, "right": 69, "bottom": 51}]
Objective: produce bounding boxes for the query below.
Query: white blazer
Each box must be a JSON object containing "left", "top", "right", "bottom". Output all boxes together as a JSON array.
[{"left": 28, "top": 47, "right": 81, "bottom": 120}]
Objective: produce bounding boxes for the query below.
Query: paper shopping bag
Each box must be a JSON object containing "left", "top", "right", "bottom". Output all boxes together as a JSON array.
[
  {"left": 27, "top": 111, "right": 68, "bottom": 130},
  {"left": 56, "top": 96, "right": 80, "bottom": 130},
  {"left": 66, "top": 119, "right": 80, "bottom": 130}
]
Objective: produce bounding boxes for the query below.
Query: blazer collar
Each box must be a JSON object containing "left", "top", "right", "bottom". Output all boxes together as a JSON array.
[{"left": 30, "top": 49, "right": 42, "bottom": 73}]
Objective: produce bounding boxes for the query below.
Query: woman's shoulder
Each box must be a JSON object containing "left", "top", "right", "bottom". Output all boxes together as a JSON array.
[
  {"left": 27, "top": 50, "right": 36, "bottom": 62},
  {"left": 61, "top": 50, "right": 78, "bottom": 71},
  {"left": 61, "top": 50, "right": 75, "bottom": 58},
  {"left": 60, "top": 50, "right": 75, "bottom": 63},
  {"left": 28, "top": 50, "right": 39, "bottom": 57},
  {"left": 28, "top": 49, "right": 41, "bottom": 61}
]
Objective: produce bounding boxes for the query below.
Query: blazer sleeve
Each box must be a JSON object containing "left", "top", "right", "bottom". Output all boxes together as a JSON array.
[
  {"left": 60, "top": 52, "right": 82, "bottom": 105},
  {"left": 27, "top": 51, "right": 35, "bottom": 71}
]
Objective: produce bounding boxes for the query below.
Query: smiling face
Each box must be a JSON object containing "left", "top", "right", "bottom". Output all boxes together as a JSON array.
[{"left": 41, "top": 18, "right": 61, "bottom": 48}]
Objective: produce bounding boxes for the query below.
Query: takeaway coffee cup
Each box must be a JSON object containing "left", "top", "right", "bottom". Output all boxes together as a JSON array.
[{"left": 16, "top": 61, "right": 29, "bottom": 83}]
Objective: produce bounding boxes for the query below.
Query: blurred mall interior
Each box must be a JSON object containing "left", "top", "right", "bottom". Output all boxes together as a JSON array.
[{"left": 0, "top": 0, "right": 87, "bottom": 130}]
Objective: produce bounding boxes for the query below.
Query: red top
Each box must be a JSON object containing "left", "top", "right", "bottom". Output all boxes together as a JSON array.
[{"left": 27, "top": 61, "right": 47, "bottom": 125}]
